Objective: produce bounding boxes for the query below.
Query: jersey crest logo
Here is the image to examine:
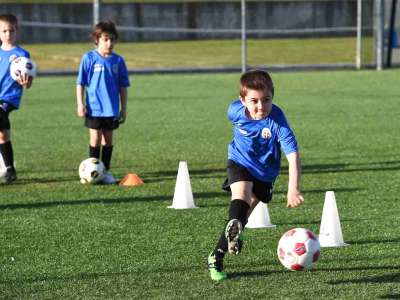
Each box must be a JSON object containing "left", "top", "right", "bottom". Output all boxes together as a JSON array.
[
  {"left": 261, "top": 128, "right": 272, "bottom": 139},
  {"left": 94, "top": 63, "right": 104, "bottom": 72}
]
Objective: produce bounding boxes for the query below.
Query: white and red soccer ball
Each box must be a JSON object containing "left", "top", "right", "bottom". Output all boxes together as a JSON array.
[
  {"left": 277, "top": 228, "right": 320, "bottom": 271},
  {"left": 10, "top": 56, "right": 37, "bottom": 81}
]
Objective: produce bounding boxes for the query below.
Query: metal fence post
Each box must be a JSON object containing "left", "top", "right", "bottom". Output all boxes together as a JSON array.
[
  {"left": 386, "top": 0, "right": 398, "bottom": 67},
  {"left": 93, "top": 0, "right": 101, "bottom": 25},
  {"left": 356, "top": 0, "right": 362, "bottom": 69},
  {"left": 241, "top": 0, "right": 247, "bottom": 73},
  {"left": 375, "top": 0, "right": 384, "bottom": 70}
]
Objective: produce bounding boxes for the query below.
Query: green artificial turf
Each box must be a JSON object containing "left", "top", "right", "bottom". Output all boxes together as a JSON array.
[{"left": 0, "top": 70, "right": 399, "bottom": 299}]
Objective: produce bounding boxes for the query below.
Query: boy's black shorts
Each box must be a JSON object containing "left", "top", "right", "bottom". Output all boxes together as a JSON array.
[
  {"left": 0, "top": 101, "right": 16, "bottom": 130},
  {"left": 222, "top": 159, "right": 273, "bottom": 203},
  {"left": 85, "top": 116, "right": 120, "bottom": 130}
]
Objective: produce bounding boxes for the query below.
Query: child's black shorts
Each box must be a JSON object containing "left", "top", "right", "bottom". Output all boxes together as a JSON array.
[
  {"left": 85, "top": 116, "right": 120, "bottom": 130},
  {"left": 222, "top": 159, "right": 273, "bottom": 203},
  {"left": 0, "top": 101, "right": 16, "bottom": 130}
]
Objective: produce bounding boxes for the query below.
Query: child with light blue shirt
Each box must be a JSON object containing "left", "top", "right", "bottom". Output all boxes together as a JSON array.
[
  {"left": 76, "top": 21, "right": 130, "bottom": 184},
  {"left": 0, "top": 14, "right": 33, "bottom": 184},
  {"left": 208, "top": 69, "right": 304, "bottom": 281}
]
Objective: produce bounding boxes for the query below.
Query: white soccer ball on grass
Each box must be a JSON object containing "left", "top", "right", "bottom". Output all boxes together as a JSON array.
[
  {"left": 277, "top": 227, "right": 320, "bottom": 271},
  {"left": 10, "top": 56, "right": 37, "bottom": 81},
  {"left": 78, "top": 157, "right": 105, "bottom": 184}
]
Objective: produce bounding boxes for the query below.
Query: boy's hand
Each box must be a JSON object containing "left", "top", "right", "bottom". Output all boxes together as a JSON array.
[
  {"left": 119, "top": 110, "right": 126, "bottom": 124},
  {"left": 286, "top": 189, "right": 304, "bottom": 208},
  {"left": 77, "top": 104, "right": 86, "bottom": 118},
  {"left": 16, "top": 73, "right": 32, "bottom": 88}
]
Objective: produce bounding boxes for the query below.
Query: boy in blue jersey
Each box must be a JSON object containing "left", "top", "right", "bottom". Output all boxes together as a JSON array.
[
  {"left": 0, "top": 14, "right": 33, "bottom": 184},
  {"left": 76, "top": 21, "right": 130, "bottom": 184},
  {"left": 208, "top": 70, "right": 304, "bottom": 281}
]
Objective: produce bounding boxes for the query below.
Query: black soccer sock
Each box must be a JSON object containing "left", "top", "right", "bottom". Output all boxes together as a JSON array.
[
  {"left": 101, "top": 145, "right": 113, "bottom": 170},
  {"left": 214, "top": 233, "right": 228, "bottom": 259},
  {"left": 213, "top": 199, "right": 250, "bottom": 258},
  {"left": 228, "top": 199, "right": 250, "bottom": 227},
  {"left": 0, "top": 141, "right": 15, "bottom": 170},
  {"left": 89, "top": 146, "right": 100, "bottom": 159}
]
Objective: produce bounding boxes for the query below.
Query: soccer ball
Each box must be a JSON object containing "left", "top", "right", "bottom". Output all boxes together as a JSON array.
[
  {"left": 78, "top": 157, "right": 105, "bottom": 184},
  {"left": 277, "top": 228, "right": 320, "bottom": 271},
  {"left": 10, "top": 57, "right": 37, "bottom": 81}
]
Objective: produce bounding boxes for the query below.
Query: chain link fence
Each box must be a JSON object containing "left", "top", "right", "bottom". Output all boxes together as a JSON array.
[{"left": 3, "top": 0, "right": 399, "bottom": 73}]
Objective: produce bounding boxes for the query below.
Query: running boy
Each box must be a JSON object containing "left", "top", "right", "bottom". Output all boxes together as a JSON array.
[
  {"left": 76, "top": 21, "right": 130, "bottom": 184},
  {"left": 208, "top": 69, "right": 304, "bottom": 281},
  {"left": 0, "top": 14, "right": 33, "bottom": 184}
]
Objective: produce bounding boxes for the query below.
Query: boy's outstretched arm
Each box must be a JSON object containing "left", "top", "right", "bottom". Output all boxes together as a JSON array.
[
  {"left": 286, "top": 151, "right": 304, "bottom": 208},
  {"left": 76, "top": 85, "right": 86, "bottom": 118}
]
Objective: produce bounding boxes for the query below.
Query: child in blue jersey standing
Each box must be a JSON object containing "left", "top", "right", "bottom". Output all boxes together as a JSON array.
[
  {"left": 208, "top": 69, "right": 304, "bottom": 281},
  {"left": 76, "top": 21, "right": 130, "bottom": 184},
  {"left": 0, "top": 14, "right": 33, "bottom": 184}
]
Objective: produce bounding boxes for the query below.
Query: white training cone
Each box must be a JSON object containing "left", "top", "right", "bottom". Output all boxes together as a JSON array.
[
  {"left": 0, "top": 154, "right": 6, "bottom": 177},
  {"left": 168, "top": 161, "right": 198, "bottom": 209},
  {"left": 246, "top": 202, "right": 276, "bottom": 228},
  {"left": 318, "top": 191, "right": 349, "bottom": 247}
]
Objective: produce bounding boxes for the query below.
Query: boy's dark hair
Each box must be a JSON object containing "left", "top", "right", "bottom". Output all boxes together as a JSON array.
[
  {"left": 91, "top": 21, "right": 118, "bottom": 44},
  {"left": 239, "top": 69, "right": 274, "bottom": 98},
  {"left": 0, "top": 14, "right": 18, "bottom": 28}
]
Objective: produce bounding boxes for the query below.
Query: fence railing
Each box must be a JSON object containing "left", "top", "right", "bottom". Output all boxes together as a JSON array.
[{"left": 6, "top": 0, "right": 400, "bottom": 72}]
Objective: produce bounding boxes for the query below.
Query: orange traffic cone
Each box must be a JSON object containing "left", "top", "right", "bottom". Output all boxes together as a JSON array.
[{"left": 119, "top": 172, "right": 144, "bottom": 186}]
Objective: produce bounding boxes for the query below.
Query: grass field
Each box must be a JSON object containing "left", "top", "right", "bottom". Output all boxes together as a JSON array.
[
  {"left": 1, "top": 69, "right": 399, "bottom": 299},
  {"left": 26, "top": 37, "right": 374, "bottom": 71}
]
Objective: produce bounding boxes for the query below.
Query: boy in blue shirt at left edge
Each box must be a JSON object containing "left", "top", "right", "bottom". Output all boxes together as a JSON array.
[
  {"left": 0, "top": 14, "right": 33, "bottom": 184},
  {"left": 76, "top": 20, "right": 130, "bottom": 184}
]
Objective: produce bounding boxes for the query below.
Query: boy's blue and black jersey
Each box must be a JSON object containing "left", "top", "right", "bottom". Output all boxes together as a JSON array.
[
  {"left": 0, "top": 46, "right": 30, "bottom": 109},
  {"left": 227, "top": 99, "right": 298, "bottom": 183},
  {"left": 76, "top": 50, "right": 130, "bottom": 118}
]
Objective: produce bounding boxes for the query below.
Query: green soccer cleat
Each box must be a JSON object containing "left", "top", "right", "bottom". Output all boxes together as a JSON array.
[
  {"left": 208, "top": 252, "right": 227, "bottom": 281},
  {"left": 225, "top": 219, "right": 243, "bottom": 255}
]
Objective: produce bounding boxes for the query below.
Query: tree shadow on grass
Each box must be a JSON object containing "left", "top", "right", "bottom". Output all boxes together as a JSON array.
[
  {"left": 346, "top": 237, "right": 400, "bottom": 245},
  {"left": 327, "top": 272, "right": 400, "bottom": 285},
  {"left": 144, "top": 168, "right": 226, "bottom": 177},
  {"left": 4, "top": 159, "right": 400, "bottom": 186},
  {"left": 0, "top": 264, "right": 203, "bottom": 285},
  {"left": 276, "top": 187, "right": 360, "bottom": 195},
  {"left": 380, "top": 294, "right": 400, "bottom": 299},
  {"left": 140, "top": 160, "right": 400, "bottom": 183},
  {"left": 0, "top": 191, "right": 228, "bottom": 210},
  {"left": 229, "top": 269, "right": 285, "bottom": 279},
  {"left": 0, "top": 176, "right": 78, "bottom": 185},
  {"left": 142, "top": 168, "right": 226, "bottom": 183},
  {"left": 0, "top": 196, "right": 167, "bottom": 210},
  {"left": 316, "top": 265, "right": 400, "bottom": 273},
  {"left": 321, "top": 266, "right": 400, "bottom": 299},
  {"left": 144, "top": 160, "right": 400, "bottom": 178},
  {"left": 284, "top": 160, "right": 400, "bottom": 175},
  {"left": 214, "top": 264, "right": 400, "bottom": 281},
  {"left": 0, "top": 271, "right": 133, "bottom": 285},
  {"left": 0, "top": 183, "right": 361, "bottom": 210}
]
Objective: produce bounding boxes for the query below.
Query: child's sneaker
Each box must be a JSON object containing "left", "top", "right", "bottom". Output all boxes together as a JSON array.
[
  {"left": 102, "top": 171, "right": 117, "bottom": 184},
  {"left": 207, "top": 252, "right": 227, "bottom": 281},
  {"left": 3, "top": 168, "right": 17, "bottom": 184},
  {"left": 225, "top": 219, "right": 243, "bottom": 255}
]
